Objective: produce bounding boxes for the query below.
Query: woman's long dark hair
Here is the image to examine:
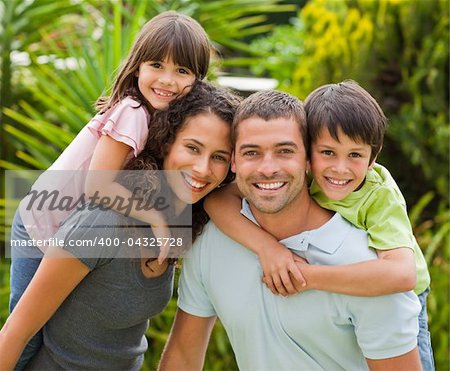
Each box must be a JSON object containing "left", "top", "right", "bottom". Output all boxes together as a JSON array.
[{"left": 120, "top": 81, "right": 240, "bottom": 241}]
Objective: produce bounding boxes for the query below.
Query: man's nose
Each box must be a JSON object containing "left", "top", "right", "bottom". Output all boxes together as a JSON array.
[{"left": 257, "top": 153, "right": 280, "bottom": 177}]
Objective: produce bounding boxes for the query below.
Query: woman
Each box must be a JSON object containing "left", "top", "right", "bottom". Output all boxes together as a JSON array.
[{"left": 0, "top": 81, "right": 240, "bottom": 370}]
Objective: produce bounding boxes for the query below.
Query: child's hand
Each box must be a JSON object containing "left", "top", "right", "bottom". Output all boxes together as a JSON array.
[
  {"left": 153, "top": 223, "right": 172, "bottom": 264},
  {"left": 145, "top": 210, "right": 171, "bottom": 264},
  {"left": 259, "top": 242, "right": 307, "bottom": 296}
]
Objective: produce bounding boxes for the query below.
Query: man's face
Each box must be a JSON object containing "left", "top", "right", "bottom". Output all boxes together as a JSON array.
[{"left": 232, "top": 116, "right": 309, "bottom": 215}]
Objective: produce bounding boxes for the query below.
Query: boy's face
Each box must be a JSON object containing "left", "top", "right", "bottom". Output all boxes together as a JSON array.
[{"left": 310, "top": 127, "right": 374, "bottom": 201}]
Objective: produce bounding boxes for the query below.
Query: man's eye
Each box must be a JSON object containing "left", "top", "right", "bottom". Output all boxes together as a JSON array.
[
  {"left": 279, "top": 148, "right": 294, "bottom": 154},
  {"left": 243, "top": 151, "right": 257, "bottom": 157}
]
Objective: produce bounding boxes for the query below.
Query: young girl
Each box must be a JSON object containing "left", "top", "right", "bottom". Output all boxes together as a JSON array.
[
  {"left": 1, "top": 81, "right": 240, "bottom": 370},
  {"left": 205, "top": 81, "right": 433, "bottom": 369},
  {"left": 9, "top": 10, "right": 211, "bottom": 369}
]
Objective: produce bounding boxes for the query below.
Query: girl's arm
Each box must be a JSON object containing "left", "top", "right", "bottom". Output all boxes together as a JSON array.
[
  {"left": 294, "top": 247, "right": 416, "bottom": 296},
  {"left": 85, "top": 135, "right": 170, "bottom": 262},
  {"left": 204, "top": 183, "right": 306, "bottom": 296},
  {"left": 0, "top": 247, "right": 90, "bottom": 370}
]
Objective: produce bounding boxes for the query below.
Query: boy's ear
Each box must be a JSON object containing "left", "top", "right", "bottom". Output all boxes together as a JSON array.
[
  {"left": 368, "top": 155, "right": 377, "bottom": 170},
  {"left": 231, "top": 152, "right": 236, "bottom": 173}
]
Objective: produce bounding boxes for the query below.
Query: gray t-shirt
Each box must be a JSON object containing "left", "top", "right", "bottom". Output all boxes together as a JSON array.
[{"left": 26, "top": 207, "right": 174, "bottom": 370}]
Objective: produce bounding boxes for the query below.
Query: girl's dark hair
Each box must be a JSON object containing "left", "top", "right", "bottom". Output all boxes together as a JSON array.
[
  {"left": 96, "top": 11, "right": 211, "bottom": 113},
  {"left": 120, "top": 81, "right": 241, "bottom": 241}
]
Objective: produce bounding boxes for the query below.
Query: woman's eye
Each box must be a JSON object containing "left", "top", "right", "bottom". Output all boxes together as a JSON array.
[
  {"left": 213, "top": 154, "right": 228, "bottom": 162},
  {"left": 186, "top": 145, "right": 199, "bottom": 152}
]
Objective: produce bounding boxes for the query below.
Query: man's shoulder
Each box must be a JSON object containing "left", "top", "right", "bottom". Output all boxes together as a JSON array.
[{"left": 195, "top": 220, "right": 232, "bottom": 245}]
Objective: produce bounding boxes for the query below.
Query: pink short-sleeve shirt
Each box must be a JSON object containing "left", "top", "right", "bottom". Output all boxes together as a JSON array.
[{"left": 19, "top": 97, "right": 150, "bottom": 249}]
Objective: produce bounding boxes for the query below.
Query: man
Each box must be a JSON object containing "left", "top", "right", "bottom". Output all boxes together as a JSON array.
[{"left": 159, "top": 91, "right": 422, "bottom": 370}]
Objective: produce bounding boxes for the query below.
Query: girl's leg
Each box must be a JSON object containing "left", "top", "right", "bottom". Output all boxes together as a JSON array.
[
  {"left": 9, "top": 211, "right": 44, "bottom": 370},
  {"left": 417, "top": 288, "right": 435, "bottom": 371}
]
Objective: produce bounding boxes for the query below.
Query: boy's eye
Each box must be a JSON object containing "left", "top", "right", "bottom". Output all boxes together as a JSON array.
[
  {"left": 321, "top": 150, "right": 334, "bottom": 156},
  {"left": 349, "top": 152, "right": 362, "bottom": 158}
]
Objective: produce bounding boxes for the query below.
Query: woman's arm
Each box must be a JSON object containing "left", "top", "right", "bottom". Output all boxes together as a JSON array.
[
  {"left": 295, "top": 247, "right": 416, "bottom": 296},
  {"left": 85, "top": 135, "right": 170, "bottom": 261},
  {"left": 204, "top": 183, "right": 306, "bottom": 296},
  {"left": 0, "top": 247, "right": 90, "bottom": 370}
]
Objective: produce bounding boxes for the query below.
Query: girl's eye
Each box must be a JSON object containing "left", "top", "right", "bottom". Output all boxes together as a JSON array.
[
  {"left": 178, "top": 67, "right": 191, "bottom": 75},
  {"left": 150, "top": 62, "right": 161, "bottom": 68}
]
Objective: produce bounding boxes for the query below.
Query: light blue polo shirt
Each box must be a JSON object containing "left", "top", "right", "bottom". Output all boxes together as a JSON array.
[{"left": 178, "top": 201, "right": 421, "bottom": 371}]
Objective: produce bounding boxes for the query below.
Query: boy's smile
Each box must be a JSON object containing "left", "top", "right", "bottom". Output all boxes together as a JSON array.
[{"left": 310, "top": 127, "right": 374, "bottom": 200}]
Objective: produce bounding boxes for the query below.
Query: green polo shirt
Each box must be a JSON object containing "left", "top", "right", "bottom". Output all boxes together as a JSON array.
[{"left": 310, "top": 163, "right": 430, "bottom": 295}]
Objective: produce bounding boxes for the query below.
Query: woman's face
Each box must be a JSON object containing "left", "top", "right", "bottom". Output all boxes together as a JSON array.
[{"left": 163, "top": 112, "right": 232, "bottom": 206}]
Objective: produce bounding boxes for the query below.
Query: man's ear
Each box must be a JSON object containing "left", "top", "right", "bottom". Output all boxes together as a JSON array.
[
  {"left": 231, "top": 152, "right": 236, "bottom": 173},
  {"left": 306, "top": 159, "right": 311, "bottom": 173}
]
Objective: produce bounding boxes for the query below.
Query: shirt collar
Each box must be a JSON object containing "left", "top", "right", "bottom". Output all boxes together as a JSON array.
[{"left": 240, "top": 198, "right": 351, "bottom": 254}]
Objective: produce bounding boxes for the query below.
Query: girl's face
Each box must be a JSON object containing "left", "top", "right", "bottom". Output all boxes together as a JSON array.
[
  {"left": 310, "top": 127, "right": 374, "bottom": 200},
  {"left": 163, "top": 112, "right": 232, "bottom": 207},
  {"left": 136, "top": 57, "right": 196, "bottom": 110}
]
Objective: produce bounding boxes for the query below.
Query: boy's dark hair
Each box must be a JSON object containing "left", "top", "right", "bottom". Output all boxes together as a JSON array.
[
  {"left": 304, "top": 80, "right": 387, "bottom": 163},
  {"left": 232, "top": 90, "right": 308, "bottom": 151}
]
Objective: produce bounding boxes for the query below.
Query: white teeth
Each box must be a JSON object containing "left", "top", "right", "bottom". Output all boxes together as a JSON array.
[
  {"left": 256, "top": 182, "right": 284, "bottom": 190},
  {"left": 183, "top": 174, "right": 207, "bottom": 189},
  {"left": 327, "top": 177, "right": 349, "bottom": 186},
  {"left": 154, "top": 88, "right": 174, "bottom": 97}
]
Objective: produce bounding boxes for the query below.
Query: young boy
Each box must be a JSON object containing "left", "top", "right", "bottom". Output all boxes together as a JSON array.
[{"left": 204, "top": 80, "right": 433, "bottom": 370}]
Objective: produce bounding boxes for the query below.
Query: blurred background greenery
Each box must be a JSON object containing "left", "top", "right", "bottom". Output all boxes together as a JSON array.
[{"left": 0, "top": 0, "right": 448, "bottom": 369}]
